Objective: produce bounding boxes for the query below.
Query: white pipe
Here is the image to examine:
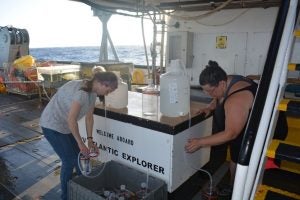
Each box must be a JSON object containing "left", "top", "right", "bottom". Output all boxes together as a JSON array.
[
  {"left": 242, "top": 1, "right": 298, "bottom": 199},
  {"left": 231, "top": 1, "right": 297, "bottom": 199},
  {"left": 249, "top": 4, "right": 297, "bottom": 200},
  {"left": 232, "top": 164, "right": 248, "bottom": 200}
]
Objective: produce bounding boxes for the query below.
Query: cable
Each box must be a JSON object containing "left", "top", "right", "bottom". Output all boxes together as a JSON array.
[
  {"left": 185, "top": 72, "right": 214, "bottom": 195},
  {"left": 195, "top": 8, "right": 250, "bottom": 26},
  {"left": 183, "top": 146, "right": 214, "bottom": 195},
  {"left": 161, "top": 0, "right": 234, "bottom": 21},
  {"left": 141, "top": 9, "right": 150, "bottom": 76}
]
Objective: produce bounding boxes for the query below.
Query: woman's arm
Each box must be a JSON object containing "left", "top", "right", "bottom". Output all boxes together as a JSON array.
[
  {"left": 185, "top": 91, "right": 253, "bottom": 152},
  {"left": 85, "top": 106, "right": 95, "bottom": 148},
  {"left": 68, "top": 101, "right": 89, "bottom": 154},
  {"left": 197, "top": 98, "right": 217, "bottom": 116}
]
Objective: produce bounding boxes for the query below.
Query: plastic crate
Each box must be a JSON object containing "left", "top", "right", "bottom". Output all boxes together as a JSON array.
[{"left": 68, "top": 160, "right": 167, "bottom": 200}]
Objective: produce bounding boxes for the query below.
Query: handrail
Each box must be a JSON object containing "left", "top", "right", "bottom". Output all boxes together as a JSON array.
[
  {"left": 239, "top": 0, "right": 290, "bottom": 166},
  {"left": 246, "top": 1, "right": 298, "bottom": 199},
  {"left": 231, "top": 0, "right": 292, "bottom": 200}
]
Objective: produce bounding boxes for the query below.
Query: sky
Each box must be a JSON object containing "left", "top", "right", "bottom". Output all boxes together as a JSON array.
[{"left": 0, "top": 0, "right": 153, "bottom": 48}]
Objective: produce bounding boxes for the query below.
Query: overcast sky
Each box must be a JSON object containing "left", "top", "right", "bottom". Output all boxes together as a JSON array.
[{"left": 0, "top": 0, "right": 153, "bottom": 48}]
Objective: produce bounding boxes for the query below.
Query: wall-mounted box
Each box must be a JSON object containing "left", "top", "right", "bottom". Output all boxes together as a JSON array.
[{"left": 166, "top": 31, "right": 194, "bottom": 68}]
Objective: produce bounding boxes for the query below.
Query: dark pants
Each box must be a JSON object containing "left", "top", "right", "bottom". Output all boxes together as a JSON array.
[{"left": 42, "top": 127, "right": 81, "bottom": 200}]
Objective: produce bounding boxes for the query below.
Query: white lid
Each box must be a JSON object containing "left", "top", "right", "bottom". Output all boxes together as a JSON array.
[
  {"left": 104, "top": 190, "right": 110, "bottom": 197},
  {"left": 141, "top": 182, "right": 147, "bottom": 189},
  {"left": 120, "top": 184, "right": 126, "bottom": 190}
]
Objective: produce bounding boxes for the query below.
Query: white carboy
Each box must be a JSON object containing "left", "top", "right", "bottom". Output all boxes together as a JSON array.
[
  {"left": 160, "top": 59, "right": 190, "bottom": 117},
  {"left": 105, "top": 71, "right": 128, "bottom": 109}
]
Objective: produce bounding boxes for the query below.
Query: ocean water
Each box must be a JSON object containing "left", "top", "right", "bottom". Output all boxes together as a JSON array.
[{"left": 30, "top": 46, "right": 154, "bottom": 66}]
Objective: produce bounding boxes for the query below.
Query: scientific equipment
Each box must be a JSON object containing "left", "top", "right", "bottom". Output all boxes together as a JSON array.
[
  {"left": 79, "top": 153, "right": 92, "bottom": 176},
  {"left": 118, "top": 184, "right": 132, "bottom": 199},
  {"left": 78, "top": 147, "right": 106, "bottom": 178},
  {"left": 142, "top": 79, "right": 159, "bottom": 116}
]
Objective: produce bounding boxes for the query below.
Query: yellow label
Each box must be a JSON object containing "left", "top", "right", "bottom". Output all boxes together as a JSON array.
[{"left": 216, "top": 36, "right": 227, "bottom": 49}]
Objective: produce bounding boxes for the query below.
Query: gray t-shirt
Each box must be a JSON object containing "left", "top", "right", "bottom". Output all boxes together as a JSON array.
[{"left": 40, "top": 80, "right": 97, "bottom": 134}]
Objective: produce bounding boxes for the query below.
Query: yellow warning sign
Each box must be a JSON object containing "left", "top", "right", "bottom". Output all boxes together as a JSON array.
[{"left": 216, "top": 36, "right": 227, "bottom": 49}]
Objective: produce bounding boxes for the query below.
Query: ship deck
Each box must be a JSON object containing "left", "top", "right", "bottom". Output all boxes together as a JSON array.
[
  {"left": 0, "top": 94, "right": 61, "bottom": 200},
  {"left": 0, "top": 93, "right": 228, "bottom": 200}
]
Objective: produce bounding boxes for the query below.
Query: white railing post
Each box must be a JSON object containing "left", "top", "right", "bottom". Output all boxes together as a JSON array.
[
  {"left": 241, "top": 0, "right": 297, "bottom": 200},
  {"left": 231, "top": 1, "right": 298, "bottom": 199}
]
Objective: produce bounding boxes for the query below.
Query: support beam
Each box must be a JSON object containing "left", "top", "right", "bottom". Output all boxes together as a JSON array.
[{"left": 93, "top": 9, "right": 119, "bottom": 63}]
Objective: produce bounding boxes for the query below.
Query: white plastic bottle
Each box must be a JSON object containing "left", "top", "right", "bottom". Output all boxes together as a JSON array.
[
  {"left": 78, "top": 153, "right": 91, "bottom": 176},
  {"left": 160, "top": 59, "right": 190, "bottom": 117},
  {"left": 136, "top": 182, "right": 148, "bottom": 199},
  {"left": 118, "top": 184, "right": 131, "bottom": 199},
  {"left": 105, "top": 71, "right": 128, "bottom": 109},
  {"left": 103, "top": 190, "right": 110, "bottom": 200}
]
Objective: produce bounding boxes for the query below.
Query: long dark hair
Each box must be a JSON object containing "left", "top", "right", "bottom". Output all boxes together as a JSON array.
[
  {"left": 81, "top": 71, "right": 118, "bottom": 92},
  {"left": 199, "top": 60, "right": 227, "bottom": 86}
]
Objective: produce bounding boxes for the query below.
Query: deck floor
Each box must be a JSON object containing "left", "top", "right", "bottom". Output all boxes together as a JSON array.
[{"left": 0, "top": 94, "right": 61, "bottom": 200}]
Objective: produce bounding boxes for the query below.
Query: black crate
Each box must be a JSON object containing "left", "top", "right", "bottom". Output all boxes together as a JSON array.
[{"left": 68, "top": 160, "right": 167, "bottom": 200}]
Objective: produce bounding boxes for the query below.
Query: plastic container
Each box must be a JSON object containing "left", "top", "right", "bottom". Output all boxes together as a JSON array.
[
  {"left": 79, "top": 156, "right": 92, "bottom": 176},
  {"left": 118, "top": 184, "right": 133, "bottom": 199},
  {"left": 201, "top": 186, "right": 218, "bottom": 200},
  {"left": 68, "top": 160, "right": 167, "bottom": 200},
  {"left": 105, "top": 71, "right": 128, "bottom": 109},
  {"left": 142, "top": 80, "right": 159, "bottom": 116},
  {"left": 78, "top": 148, "right": 102, "bottom": 178},
  {"left": 136, "top": 182, "right": 148, "bottom": 199},
  {"left": 160, "top": 59, "right": 190, "bottom": 117}
]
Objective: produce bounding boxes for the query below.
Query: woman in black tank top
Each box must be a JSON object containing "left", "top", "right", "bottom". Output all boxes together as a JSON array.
[{"left": 185, "top": 61, "right": 257, "bottom": 188}]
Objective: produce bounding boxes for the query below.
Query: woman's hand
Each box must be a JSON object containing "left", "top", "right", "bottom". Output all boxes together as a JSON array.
[
  {"left": 78, "top": 141, "right": 89, "bottom": 155},
  {"left": 196, "top": 98, "right": 216, "bottom": 117},
  {"left": 185, "top": 138, "right": 203, "bottom": 153},
  {"left": 88, "top": 140, "right": 98, "bottom": 152},
  {"left": 87, "top": 139, "right": 95, "bottom": 149},
  {"left": 87, "top": 139, "right": 99, "bottom": 157},
  {"left": 196, "top": 107, "right": 211, "bottom": 117}
]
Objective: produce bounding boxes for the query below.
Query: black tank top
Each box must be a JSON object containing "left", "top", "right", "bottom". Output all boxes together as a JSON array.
[
  {"left": 212, "top": 75, "right": 257, "bottom": 134},
  {"left": 212, "top": 75, "right": 257, "bottom": 162}
]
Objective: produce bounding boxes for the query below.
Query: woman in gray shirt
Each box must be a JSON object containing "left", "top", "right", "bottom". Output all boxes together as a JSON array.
[{"left": 40, "top": 71, "right": 118, "bottom": 200}]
